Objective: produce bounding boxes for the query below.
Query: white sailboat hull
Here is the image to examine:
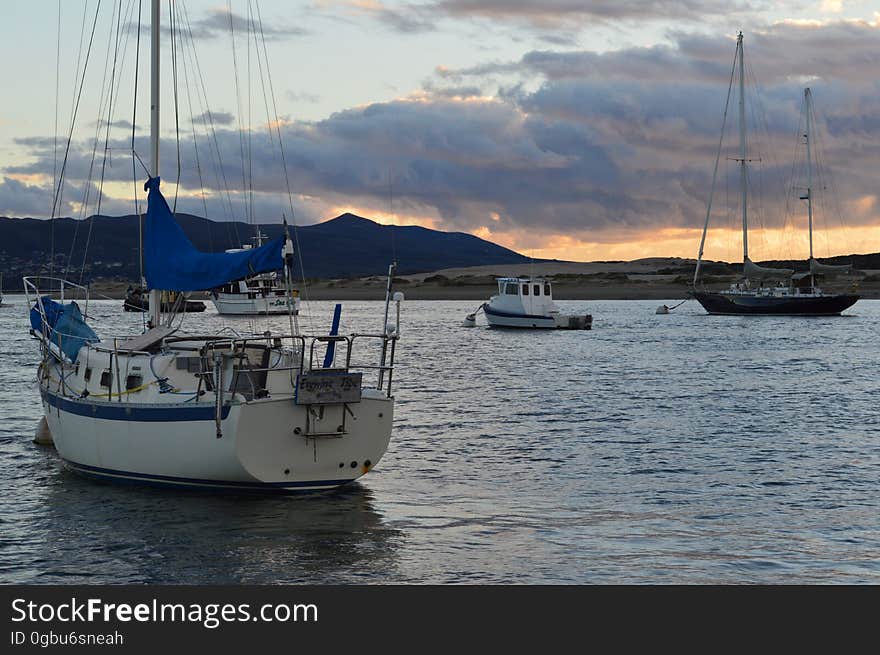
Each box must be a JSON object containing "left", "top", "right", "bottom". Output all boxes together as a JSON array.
[
  {"left": 42, "top": 388, "right": 393, "bottom": 492},
  {"left": 211, "top": 293, "right": 297, "bottom": 316},
  {"left": 484, "top": 306, "right": 592, "bottom": 329}
]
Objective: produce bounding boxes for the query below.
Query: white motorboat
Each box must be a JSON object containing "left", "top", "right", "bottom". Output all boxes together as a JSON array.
[
  {"left": 211, "top": 271, "right": 300, "bottom": 316},
  {"left": 24, "top": 0, "right": 402, "bottom": 493},
  {"left": 210, "top": 234, "right": 302, "bottom": 316},
  {"left": 464, "top": 277, "right": 591, "bottom": 329}
]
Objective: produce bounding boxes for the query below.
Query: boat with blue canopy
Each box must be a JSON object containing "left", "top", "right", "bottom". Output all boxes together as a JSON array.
[{"left": 25, "top": 0, "right": 402, "bottom": 493}]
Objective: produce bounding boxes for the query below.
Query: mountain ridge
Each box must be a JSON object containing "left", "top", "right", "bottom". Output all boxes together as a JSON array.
[{"left": 0, "top": 211, "right": 532, "bottom": 282}]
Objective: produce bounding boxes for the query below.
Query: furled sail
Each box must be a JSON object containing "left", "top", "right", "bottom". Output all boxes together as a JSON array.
[
  {"left": 144, "top": 177, "right": 285, "bottom": 291},
  {"left": 809, "top": 258, "right": 851, "bottom": 276},
  {"left": 743, "top": 257, "right": 793, "bottom": 279}
]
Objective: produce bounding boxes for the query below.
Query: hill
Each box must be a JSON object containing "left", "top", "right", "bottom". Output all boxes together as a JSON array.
[{"left": 0, "top": 211, "right": 531, "bottom": 284}]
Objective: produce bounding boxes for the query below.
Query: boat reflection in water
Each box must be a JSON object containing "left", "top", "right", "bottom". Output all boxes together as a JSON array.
[{"left": 29, "top": 464, "right": 400, "bottom": 584}]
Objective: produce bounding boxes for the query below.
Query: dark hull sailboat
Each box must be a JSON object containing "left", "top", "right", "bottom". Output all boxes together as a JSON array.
[
  {"left": 691, "top": 34, "right": 859, "bottom": 316},
  {"left": 693, "top": 291, "right": 858, "bottom": 316},
  {"left": 123, "top": 287, "right": 206, "bottom": 312}
]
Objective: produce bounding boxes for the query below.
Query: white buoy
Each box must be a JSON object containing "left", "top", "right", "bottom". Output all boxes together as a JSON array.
[
  {"left": 34, "top": 416, "right": 54, "bottom": 447},
  {"left": 655, "top": 305, "right": 670, "bottom": 314},
  {"left": 462, "top": 314, "right": 477, "bottom": 327}
]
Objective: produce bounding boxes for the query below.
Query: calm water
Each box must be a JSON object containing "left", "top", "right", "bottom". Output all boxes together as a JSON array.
[{"left": 0, "top": 295, "right": 878, "bottom": 584}]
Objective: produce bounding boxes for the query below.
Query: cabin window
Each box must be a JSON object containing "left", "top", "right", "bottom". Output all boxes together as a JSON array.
[
  {"left": 176, "top": 356, "right": 202, "bottom": 373},
  {"left": 84, "top": 368, "right": 92, "bottom": 382},
  {"left": 99, "top": 371, "right": 111, "bottom": 388},
  {"left": 522, "top": 284, "right": 529, "bottom": 295},
  {"left": 505, "top": 283, "right": 519, "bottom": 295},
  {"left": 544, "top": 283, "right": 551, "bottom": 295},
  {"left": 126, "top": 375, "right": 143, "bottom": 391},
  {"left": 534, "top": 284, "right": 541, "bottom": 296}
]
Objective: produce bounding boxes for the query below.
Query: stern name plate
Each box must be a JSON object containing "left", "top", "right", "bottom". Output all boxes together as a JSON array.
[{"left": 295, "top": 371, "right": 363, "bottom": 405}]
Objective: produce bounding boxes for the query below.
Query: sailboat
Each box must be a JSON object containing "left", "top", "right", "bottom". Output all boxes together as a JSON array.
[
  {"left": 23, "top": 1, "right": 401, "bottom": 492},
  {"left": 692, "top": 32, "right": 859, "bottom": 316}
]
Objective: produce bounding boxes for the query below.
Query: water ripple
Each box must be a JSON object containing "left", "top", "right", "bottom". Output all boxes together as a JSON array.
[{"left": 0, "top": 297, "right": 879, "bottom": 583}]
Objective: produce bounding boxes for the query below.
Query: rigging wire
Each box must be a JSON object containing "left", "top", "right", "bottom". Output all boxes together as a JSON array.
[
  {"left": 254, "top": 0, "right": 313, "bottom": 331},
  {"left": 228, "top": 0, "right": 251, "bottom": 239},
  {"left": 65, "top": 0, "right": 124, "bottom": 279},
  {"left": 169, "top": 0, "right": 182, "bottom": 213},
  {"left": 50, "top": 0, "right": 103, "bottom": 279},
  {"left": 80, "top": 0, "right": 128, "bottom": 285},
  {"left": 131, "top": 0, "right": 146, "bottom": 329},
  {"left": 811, "top": 99, "right": 851, "bottom": 258},
  {"left": 51, "top": 0, "right": 62, "bottom": 279},
  {"left": 175, "top": 1, "right": 212, "bottom": 251},
  {"left": 177, "top": 0, "right": 241, "bottom": 246}
]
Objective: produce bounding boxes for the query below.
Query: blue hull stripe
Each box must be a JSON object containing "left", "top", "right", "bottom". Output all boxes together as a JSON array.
[
  {"left": 62, "top": 459, "right": 354, "bottom": 492},
  {"left": 43, "top": 389, "right": 231, "bottom": 422},
  {"left": 484, "top": 306, "right": 553, "bottom": 321}
]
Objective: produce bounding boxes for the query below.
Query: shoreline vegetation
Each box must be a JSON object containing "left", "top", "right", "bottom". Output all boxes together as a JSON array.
[{"left": 48, "top": 257, "right": 878, "bottom": 302}]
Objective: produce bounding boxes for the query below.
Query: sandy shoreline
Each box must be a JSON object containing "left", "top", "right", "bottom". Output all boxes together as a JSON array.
[
  {"left": 76, "top": 282, "right": 877, "bottom": 302},
  {"left": 13, "top": 258, "right": 873, "bottom": 302}
]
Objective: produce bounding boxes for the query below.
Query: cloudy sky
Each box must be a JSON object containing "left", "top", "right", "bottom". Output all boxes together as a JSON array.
[{"left": 1, "top": 0, "right": 878, "bottom": 262}]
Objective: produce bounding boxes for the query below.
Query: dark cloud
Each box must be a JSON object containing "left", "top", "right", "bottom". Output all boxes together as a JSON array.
[
  {"left": 420, "top": 81, "right": 484, "bottom": 98},
  {"left": 184, "top": 8, "right": 308, "bottom": 41},
  {"left": 447, "top": 21, "right": 880, "bottom": 84},
  {"left": 373, "top": 6, "right": 436, "bottom": 33},
  {"left": 346, "top": 0, "right": 757, "bottom": 34},
  {"left": 95, "top": 119, "right": 138, "bottom": 131},
  {"left": 285, "top": 91, "right": 321, "bottom": 104},
  {"left": 4, "top": 21, "right": 879, "bottom": 257},
  {"left": 191, "top": 111, "right": 236, "bottom": 126},
  {"left": 0, "top": 177, "right": 57, "bottom": 218},
  {"left": 432, "top": 0, "right": 753, "bottom": 24},
  {"left": 0, "top": 177, "right": 129, "bottom": 220}
]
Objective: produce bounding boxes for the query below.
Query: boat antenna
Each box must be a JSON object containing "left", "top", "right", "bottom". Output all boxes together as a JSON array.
[
  {"left": 388, "top": 167, "right": 397, "bottom": 263},
  {"left": 378, "top": 169, "right": 398, "bottom": 389},
  {"left": 694, "top": 32, "right": 738, "bottom": 287}
]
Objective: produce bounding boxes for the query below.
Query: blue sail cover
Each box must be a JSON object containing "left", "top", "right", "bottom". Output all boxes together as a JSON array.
[
  {"left": 30, "top": 296, "right": 99, "bottom": 362},
  {"left": 143, "top": 177, "right": 284, "bottom": 291}
]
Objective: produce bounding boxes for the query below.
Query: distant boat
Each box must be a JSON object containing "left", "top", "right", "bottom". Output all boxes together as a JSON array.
[
  {"left": 123, "top": 285, "right": 206, "bottom": 313},
  {"left": 210, "top": 235, "right": 300, "bottom": 316},
  {"left": 464, "top": 277, "right": 592, "bottom": 329},
  {"left": 692, "top": 32, "right": 858, "bottom": 316}
]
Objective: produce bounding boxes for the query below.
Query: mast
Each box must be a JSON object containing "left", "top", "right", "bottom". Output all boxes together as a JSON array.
[
  {"left": 804, "top": 88, "right": 814, "bottom": 261},
  {"left": 737, "top": 32, "right": 748, "bottom": 265},
  {"left": 148, "top": 0, "right": 161, "bottom": 328}
]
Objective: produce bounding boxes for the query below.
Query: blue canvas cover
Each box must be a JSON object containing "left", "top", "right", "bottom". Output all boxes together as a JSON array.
[
  {"left": 30, "top": 296, "right": 99, "bottom": 362},
  {"left": 143, "top": 177, "right": 284, "bottom": 291}
]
